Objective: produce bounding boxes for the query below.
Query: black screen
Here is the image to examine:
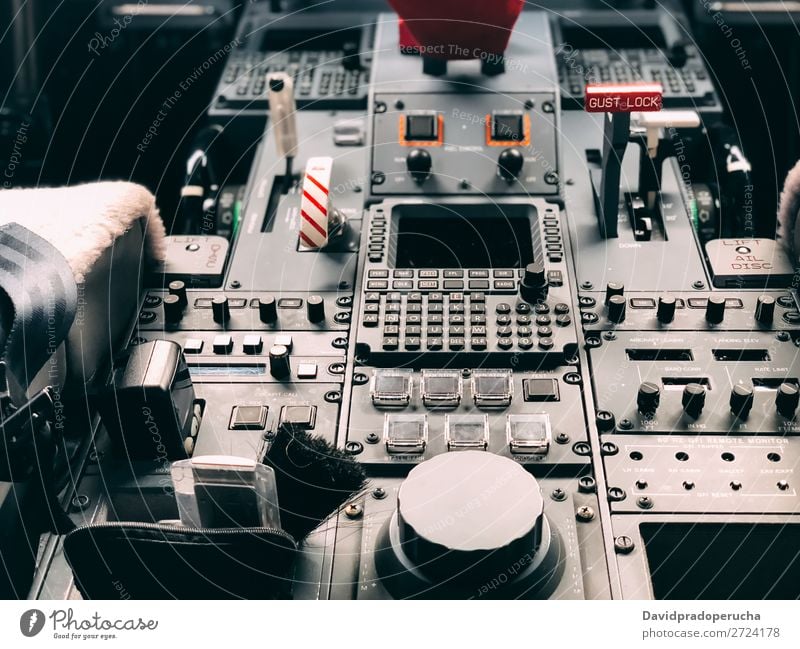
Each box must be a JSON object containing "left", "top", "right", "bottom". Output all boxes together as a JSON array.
[
  {"left": 393, "top": 205, "right": 535, "bottom": 269},
  {"left": 642, "top": 522, "right": 800, "bottom": 599}
]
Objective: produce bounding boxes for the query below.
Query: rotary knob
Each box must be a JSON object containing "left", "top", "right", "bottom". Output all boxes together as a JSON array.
[
  {"left": 657, "top": 295, "right": 676, "bottom": 324},
  {"left": 163, "top": 294, "right": 184, "bottom": 324},
  {"left": 497, "top": 148, "right": 524, "bottom": 181},
  {"left": 395, "top": 452, "right": 545, "bottom": 586},
  {"left": 604, "top": 282, "right": 624, "bottom": 305},
  {"left": 637, "top": 381, "right": 661, "bottom": 414},
  {"left": 729, "top": 384, "right": 754, "bottom": 419},
  {"left": 755, "top": 295, "right": 775, "bottom": 325},
  {"left": 258, "top": 295, "right": 278, "bottom": 323},
  {"left": 168, "top": 280, "right": 188, "bottom": 308},
  {"left": 776, "top": 382, "right": 799, "bottom": 418},
  {"left": 705, "top": 296, "right": 726, "bottom": 324},
  {"left": 519, "top": 262, "right": 548, "bottom": 303},
  {"left": 681, "top": 383, "right": 706, "bottom": 418},
  {"left": 406, "top": 148, "right": 432, "bottom": 183},
  {"left": 269, "top": 344, "right": 291, "bottom": 378},
  {"left": 307, "top": 295, "right": 325, "bottom": 323},
  {"left": 211, "top": 296, "right": 230, "bottom": 324},
  {"left": 607, "top": 295, "right": 626, "bottom": 323}
]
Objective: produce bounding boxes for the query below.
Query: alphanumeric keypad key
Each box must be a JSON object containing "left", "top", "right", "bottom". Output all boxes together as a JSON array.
[
  {"left": 365, "top": 292, "right": 381, "bottom": 303},
  {"left": 497, "top": 338, "right": 513, "bottom": 350},
  {"left": 448, "top": 303, "right": 465, "bottom": 314},
  {"left": 535, "top": 303, "right": 550, "bottom": 314},
  {"left": 518, "top": 337, "right": 533, "bottom": 350},
  {"left": 406, "top": 314, "right": 422, "bottom": 324},
  {"left": 382, "top": 338, "right": 399, "bottom": 350},
  {"left": 517, "top": 314, "right": 532, "bottom": 325},
  {"left": 496, "top": 303, "right": 511, "bottom": 314},
  {"left": 363, "top": 314, "right": 379, "bottom": 327},
  {"left": 449, "top": 325, "right": 465, "bottom": 336},
  {"left": 471, "top": 292, "right": 486, "bottom": 303},
  {"left": 427, "top": 338, "right": 443, "bottom": 351},
  {"left": 449, "top": 337, "right": 465, "bottom": 350},
  {"left": 385, "top": 314, "right": 400, "bottom": 323},
  {"left": 470, "top": 303, "right": 486, "bottom": 313},
  {"left": 450, "top": 292, "right": 465, "bottom": 303},
  {"left": 406, "top": 325, "right": 421, "bottom": 336},
  {"left": 405, "top": 337, "right": 421, "bottom": 350},
  {"left": 385, "top": 303, "right": 401, "bottom": 313},
  {"left": 516, "top": 302, "right": 531, "bottom": 314},
  {"left": 517, "top": 325, "right": 532, "bottom": 337},
  {"left": 407, "top": 292, "right": 423, "bottom": 303},
  {"left": 449, "top": 314, "right": 465, "bottom": 324},
  {"left": 406, "top": 303, "right": 422, "bottom": 313},
  {"left": 536, "top": 315, "right": 551, "bottom": 326},
  {"left": 428, "top": 292, "right": 444, "bottom": 303},
  {"left": 471, "top": 325, "right": 487, "bottom": 336},
  {"left": 471, "top": 337, "right": 487, "bottom": 350},
  {"left": 364, "top": 303, "right": 380, "bottom": 313},
  {"left": 497, "top": 314, "right": 512, "bottom": 326},
  {"left": 427, "top": 325, "right": 444, "bottom": 337},
  {"left": 428, "top": 314, "right": 443, "bottom": 324},
  {"left": 497, "top": 326, "right": 513, "bottom": 337},
  {"left": 384, "top": 325, "right": 399, "bottom": 336},
  {"left": 428, "top": 303, "right": 444, "bottom": 313},
  {"left": 470, "top": 314, "right": 486, "bottom": 325}
]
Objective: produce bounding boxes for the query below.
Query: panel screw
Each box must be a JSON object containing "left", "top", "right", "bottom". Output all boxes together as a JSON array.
[
  {"left": 544, "top": 171, "right": 559, "bottom": 185},
  {"left": 614, "top": 535, "right": 635, "bottom": 554},
  {"left": 524, "top": 98, "right": 535, "bottom": 109},
  {"left": 70, "top": 494, "right": 90, "bottom": 511},
  {"left": 542, "top": 101, "right": 554, "bottom": 113},
  {"left": 635, "top": 479, "right": 649, "bottom": 490},
  {"left": 365, "top": 432, "right": 380, "bottom": 444},
  {"left": 692, "top": 280, "right": 705, "bottom": 290},
  {"left": 608, "top": 487, "right": 627, "bottom": 502},
  {"left": 777, "top": 331, "right": 790, "bottom": 341},
  {"left": 576, "top": 505, "right": 595, "bottom": 521},
  {"left": 601, "top": 441, "right": 619, "bottom": 456},
  {"left": 372, "top": 171, "right": 386, "bottom": 185},
  {"left": 777, "top": 480, "right": 790, "bottom": 491},
  {"left": 683, "top": 480, "right": 695, "bottom": 490},
  {"left": 229, "top": 280, "right": 241, "bottom": 289},
  {"left": 372, "top": 487, "right": 387, "bottom": 500},
  {"left": 618, "top": 418, "right": 634, "bottom": 430},
  {"left": 344, "top": 503, "right": 363, "bottom": 519},
  {"left": 730, "top": 480, "right": 742, "bottom": 491},
  {"left": 551, "top": 488, "right": 567, "bottom": 501},
  {"left": 555, "top": 432, "right": 570, "bottom": 444},
  {"left": 581, "top": 281, "right": 594, "bottom": 290},
  {"left": 637, "top": 495, "right": 654, "bottom": 509},
  {"left": 345, "top": 441, "right": 363, "bottom": 455},
  {"left": 578, "top": 476, "right": 596, "bottom": 493}
]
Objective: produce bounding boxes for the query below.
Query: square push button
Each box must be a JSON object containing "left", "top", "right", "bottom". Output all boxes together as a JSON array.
[
  {"left": 384, "top": 414, "right": 427, "bottom": 454},
  {"left": 405, "top": 113, "right": 437, "bottom": 141},
  {"left": 371, "top": 369, "right": 413, "bottom": 407},
  {"left": 522, "top": 378, "right": 560, "bottom": 402},
  {"left": 242, "top": 334, "right": 263, "bottom": 354},
  {"left": 297, "top": 363, "right": 318, "bottom": 379},
  {"left": 471, "top": 370, "right": 513, "bottom": 408},
  {"left": 212, "top": 335, "right": 233, "bottom": 354},
  {"left": 492, "top": 112, "right": 524, "bottom": 141},
  {"left": 230, "top": 405, "right": 268, "bottom": 430},
  {"left": 279, "top": 405, "right": 317, "bottom": 430},
  {"left": 507, "top": 414, "right": 551, "bottom": 455},
  {"left": 183, "top": 338, "right": 204, "bottom": 354},
  {"left": 445, "top": 414, "right": 489, "bottom": 451},
  {"left": 421, "top": 370, "right": 462, "bottom": 408}
]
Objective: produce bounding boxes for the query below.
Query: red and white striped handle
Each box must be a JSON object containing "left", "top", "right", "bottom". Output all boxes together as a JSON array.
[{"left": 300, "top": 157, "right": 333, "bottom": 249}]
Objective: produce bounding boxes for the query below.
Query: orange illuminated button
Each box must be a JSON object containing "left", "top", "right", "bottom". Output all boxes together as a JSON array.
[{"left": 584, "top": 83, "right": 663, "bottom": 113}]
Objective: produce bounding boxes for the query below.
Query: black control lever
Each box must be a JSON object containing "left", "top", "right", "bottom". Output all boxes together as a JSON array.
[{"left": 585, "top": 84, "right": 663, "bottom": 239}]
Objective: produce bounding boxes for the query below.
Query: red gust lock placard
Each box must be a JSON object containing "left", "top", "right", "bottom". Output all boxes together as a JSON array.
[{"left": 584, "top": 83, "right": 663, "bottom": 113}]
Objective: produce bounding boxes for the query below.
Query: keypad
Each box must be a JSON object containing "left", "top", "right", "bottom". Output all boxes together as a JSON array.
[{"left": 361, "top": 292, "right": 571, "bottom": 352}]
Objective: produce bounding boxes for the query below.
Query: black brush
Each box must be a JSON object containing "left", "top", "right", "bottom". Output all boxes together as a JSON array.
[{"left": 263, "top": 425, "right": 367, "bottom": 541}]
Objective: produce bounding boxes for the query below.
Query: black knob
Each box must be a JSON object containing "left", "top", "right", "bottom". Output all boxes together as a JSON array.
[
  {"left": 607, "top": 295, "right": 626, "bottom": 323},
  {"left": 776, "top": 382, "right": 799, "bottom": 418},
  {"left": 681, "top": 383, "right": 706, "bottom": 418},
  {"left": 497, "top": 148, "right": 524, "bottom": 181},
  {"left": 307, "top": 295, "right": 325, "bottom": 323},
  {"left": 258, "top": 295, "right": 278, "bottom": 323},
  {"left": 406, "top": 148, "right": 432, "bottom": 183},
  {"left": 637, "top": 382, "right": 661, "bottom": 414},
  {"left": 168, "top": 280, "right": 188, "bottom": 308},
  {"left": 519, "top": 262, "right": 548, "bottom": 303},
  {"left": 596, "top": 410, "right": 616, "bottom": 432},
  {"left": 163, "top": 294, "right": 184, "bottom": 324},
  {"left": 211, "top": 296, "right": 230, "bottom": 324},
  {"left": 755, "top": 295, "right": 775, "bottom": 325},
  {"left": 730, "top": 384, "right": 754, "bottom": 419},
  {"left": 269, "top": 344, "right": 291, "bottom": 378},
  {"left": 705, "top": 296, "right": 725, "bottom": 324},
  {"left": 657, "top": 295, "right": 676, "bottom": 324},
  {"left": 605, "top": 282, "right": 624, "bottom": 305}
]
